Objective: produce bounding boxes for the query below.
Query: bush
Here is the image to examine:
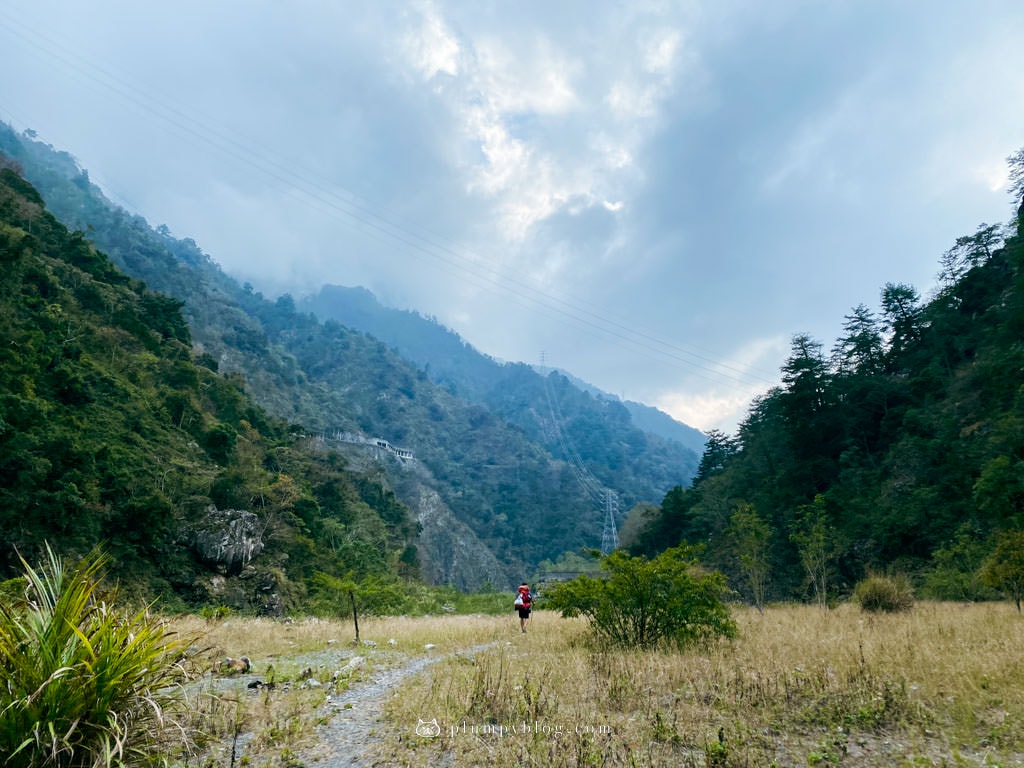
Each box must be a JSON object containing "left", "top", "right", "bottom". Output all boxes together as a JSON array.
[
  {"left": 980, "top": 529, "right": 1024, "bottom": 613},
  {"left": 0, "top": 545, "right": 189, "bottom": 767},
  {"left": 919, "top": 522, "right": 1000, "bottom": 601},
  {"left": 545, "top": 545, "right": 737, "bottom": 649},
  {"left": 853, "top": 574, "right": 915, "bottom": 613}
]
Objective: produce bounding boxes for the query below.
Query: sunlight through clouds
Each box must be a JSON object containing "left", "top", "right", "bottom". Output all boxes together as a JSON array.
[{"left": 2, "top": 0, "right": 1023, "bottom": 433}]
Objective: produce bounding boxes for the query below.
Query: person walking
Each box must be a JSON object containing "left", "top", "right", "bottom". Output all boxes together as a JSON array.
[{"left": 514, "top": 582, "right": 533, "bottom": 633}]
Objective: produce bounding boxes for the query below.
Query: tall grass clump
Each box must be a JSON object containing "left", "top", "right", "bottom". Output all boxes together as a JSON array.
[
  {"left": 853, "top": 573, "right": 915, "bottom": 612},
  {"left": 0, "top": 545, "right": 189, "bottom": 767}
]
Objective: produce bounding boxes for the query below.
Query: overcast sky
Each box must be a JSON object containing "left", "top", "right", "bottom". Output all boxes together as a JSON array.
[{"left": 2, "top": 1, "right": 1023, "bottom": 433}]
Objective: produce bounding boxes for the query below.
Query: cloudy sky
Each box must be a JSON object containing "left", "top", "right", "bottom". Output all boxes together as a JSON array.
[{"left": 2, "top": 1, "right": 1023, "bottom": 433}]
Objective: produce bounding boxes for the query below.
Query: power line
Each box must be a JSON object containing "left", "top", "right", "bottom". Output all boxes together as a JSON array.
[
  {"left": 0, "top": 9, "right": 781, "bottom": 390},
  {"left": 543, "top": 369, "right": 620, "bottom": 552}
]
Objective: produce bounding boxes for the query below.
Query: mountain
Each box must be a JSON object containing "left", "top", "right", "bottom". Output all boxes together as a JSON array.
[
  {"left": 0, "top": 123, "right": 700, "bottom": 589},
  {"left": 299, "top": 284, "right": 706, "bottom": 452},
  {"left": 0, "top": 160, "right": 419, "bottom": 612},
  {"left": 529, "top": 365, "right": 707, "bottom": 455},
  {"left": 296, "top": 285, "right": 706, "bottom": 455},
  {"left": 620, "top": 400, "right": 706, "bottom": 456}
]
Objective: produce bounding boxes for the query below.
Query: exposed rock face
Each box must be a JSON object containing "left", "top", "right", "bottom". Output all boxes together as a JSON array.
[
  {"left": 254, "top": 569, "right": 284, "bottom": 617},
  {"left": 411, "top": 484, "right": 512, "bottom": 590},
  {"left": 191, "top": 507, "right": 264, "bottom": 576},
  {"left": 311, "top": 438, "right": 515, "bottom": 590}
]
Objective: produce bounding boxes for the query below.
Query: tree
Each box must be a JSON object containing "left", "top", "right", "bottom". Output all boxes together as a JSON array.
[
  {"left": 789, "top": 495, "right": 839, "bottom": 608},
  {"left": 625, "top": 485, "right": 703, "bottom": 557},
  {"left": 545, "top": 545, "right": 736, "bottom": 649},
  {"left": 980, "top": 529, "right": 1024, "bottom": 612},
  {"left": 781, "top": 334, "right": 829, "bottom": 418},
  {"left": 694, "top": 429, "right": 739, "bottom": 487},
  {"left": 973, "top": 456, "right": 1024, "bottom": 528},
  {"left": 832, "top": 304, "right": 884, "bottom": 376},
  {"left": 779, "top": 334, "right": 837, "bottom": 459},
  {"left": 921, "top": 523, "right": 998, "bottom": 601},
  {"left": 1008, "top": 146, "right": 1024, "bottom": 204},
  {"left": 725, "top": 502, "right": 773, "bottom": 612},
  {"left": 938, "top": 223, "right": 1002, "bottom": 288},
  {"left": 880, "top": 282, "right": 921, "bottom": 365}
]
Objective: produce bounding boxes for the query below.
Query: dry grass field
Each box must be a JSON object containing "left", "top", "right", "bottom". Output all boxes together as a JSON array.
[
  {"left": 375, "top": 603, "right": 1024, "bottom": 767},
  {"left": 169, "top": 602, "right": 1024, "bottom": 767}
]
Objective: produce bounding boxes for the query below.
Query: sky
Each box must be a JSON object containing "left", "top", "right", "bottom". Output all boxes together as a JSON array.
[{"left": 1, "top": 1, "right": 1023, "bottom": 434}]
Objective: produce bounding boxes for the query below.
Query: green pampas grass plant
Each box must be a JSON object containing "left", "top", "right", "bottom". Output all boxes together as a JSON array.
[{"left": 0, "top": 544, "right": 189, "bottom": 768}]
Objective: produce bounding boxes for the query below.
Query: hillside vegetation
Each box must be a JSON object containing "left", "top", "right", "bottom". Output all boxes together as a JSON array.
[
  {"left": 0, "top": 159, "right": 417, "bottom": 609},
  {"left": 0, "top": 122, "right": 701, "bottom": 588},
  {"left": 628, "top": 152, "right": 1024, "bottom": 603},
  {"left": 299, "top": 284, "right": 707, "bottom": 456}
]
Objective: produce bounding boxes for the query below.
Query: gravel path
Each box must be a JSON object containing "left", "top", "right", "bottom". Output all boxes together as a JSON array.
[{"left": 292, "top": 643, "right": 497, "bottom": 768}]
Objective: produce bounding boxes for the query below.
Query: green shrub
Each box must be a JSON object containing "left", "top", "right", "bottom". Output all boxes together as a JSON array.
[
  {"left": 853, "top": 574, "right": 915, "bottom": 613},
  {"left": 0, "top": 544, "right": 189, "bottom": 767},
  {"left": 919, "top": 522, "right": 1000, "bottom": 601},
  {"left": 980, "top": 529, "right": 1024, "bottom": 613},
  {"left": 545, "top": 545, "right": 737, "bottom": 648}
]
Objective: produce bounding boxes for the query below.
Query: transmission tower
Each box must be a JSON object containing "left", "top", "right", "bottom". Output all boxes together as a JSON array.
[
  {"left": 541, "top": 359, "right": 620, "bottom": 553},
  {"left": 600, "top": 489, "right": 620, "bottom": 554}
]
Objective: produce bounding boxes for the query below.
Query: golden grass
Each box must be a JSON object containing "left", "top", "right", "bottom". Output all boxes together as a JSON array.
[
  {"left": 163, "top": 612, "right": 513, "bottom": 766},
  {"left": 172, "top": 612, "right": 511, "bottom": 662},
  {"left": 373, "top": 603, "right": 1024, "bottom": 768},
  {"left": 162, "top": 604, "right": 1024, "bottom": 766}
]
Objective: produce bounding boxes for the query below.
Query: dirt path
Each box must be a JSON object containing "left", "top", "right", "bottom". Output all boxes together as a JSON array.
[{"left": 292, "top": 643, "right": 496, "bottom": 768}]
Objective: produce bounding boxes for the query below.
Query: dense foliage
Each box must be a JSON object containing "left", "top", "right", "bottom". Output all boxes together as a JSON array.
[
  {"left": 0, "top": 123, "right": 700, "bottom": 587},
  {"left": 545, "top": 546, "right": 736, "bottom": 648},
  {"left": 626, "top": 156, "right": 1024, "bottom": 605},
  {"left": 0, "top": 160, "right": 418, "bottom": 608},
  {"left": 981, "top": 529, "right": 1024, "bottom": 612}
]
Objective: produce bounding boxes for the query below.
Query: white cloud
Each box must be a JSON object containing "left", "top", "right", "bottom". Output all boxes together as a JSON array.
[
  {"left": 404, "top": 2, "right": 461, "bottom": 79},
  {"left": 656, "top": 388, "right": 754, "bottom": 434},
  {"left": 417, "top": 11, "right": 692, "bottom": 252},
  {"left": 642, "top": 27, "right": 682, "bottom": 75},
  {"left": 605, "top": 24, "right": 690, "bottom": 121},
  {"left": 472, "top": 36, "right": 580, "bottom": 115},
  {"left": 653, "top": 334, "right": 786, "bottom": 433}
]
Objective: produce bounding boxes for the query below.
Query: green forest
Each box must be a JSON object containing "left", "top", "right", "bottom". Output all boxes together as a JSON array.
[
  {"left": 0, "top": 159, "right": 419, "bottom": 612},
  {"left": 624, "top": 150, "right": 1024, "bottom": 604}
]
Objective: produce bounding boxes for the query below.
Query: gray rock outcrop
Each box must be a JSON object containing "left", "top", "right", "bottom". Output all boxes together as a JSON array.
[{"left": 191, "top": 506, "right": 264, "bottom": 576}]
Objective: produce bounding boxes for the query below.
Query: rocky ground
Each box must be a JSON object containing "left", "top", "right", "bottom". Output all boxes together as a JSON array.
[
  {"left": 290, "top": 652, "right": 441, "bottom": 768},
  {"left": 223, "top": 642, "right": 498, "bottom": 768}
]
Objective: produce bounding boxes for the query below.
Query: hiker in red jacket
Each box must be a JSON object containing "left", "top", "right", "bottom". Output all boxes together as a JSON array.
[{"left": 514, "top": 582, "right": 533, "bottom": 633}]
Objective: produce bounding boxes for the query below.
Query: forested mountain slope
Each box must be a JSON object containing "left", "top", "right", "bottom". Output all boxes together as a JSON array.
[
  {"left": 300, "top": 284, "right": 707, "bottom": 456},
  {"left": 628, "top": 166, "right": 1024, "bottom": 603},
  {"left": 0, "top": 123, "right": 699, "bottom": 587},
  {"left": 0, "top": 161, "right": 418, "bottom": 611}
]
